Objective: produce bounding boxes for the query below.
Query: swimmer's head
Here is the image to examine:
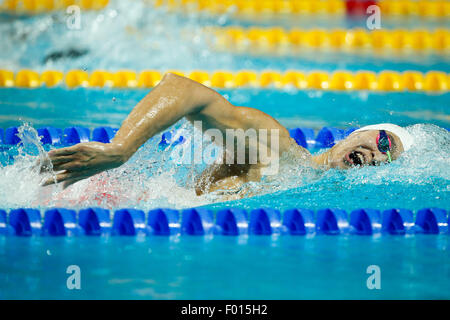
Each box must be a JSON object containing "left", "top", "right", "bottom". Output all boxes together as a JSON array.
[{"left": 314, "top": 124, "right": 414, "bottom": 169}]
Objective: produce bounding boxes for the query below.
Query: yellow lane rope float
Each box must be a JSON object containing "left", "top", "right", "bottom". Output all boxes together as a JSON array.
[
  {"left": 0, "top": 69, "right": 449, "bottom": 91},
  {"left": 2, "top": 0, "right": 448, "bottom": 17},
  {"left": 0, "top": 0, "right": 109, "bottom": 12},
  {"left": 379, "top": 0, "right": 450, "bottom": 17},
  {"left": 213, "top": 27, "right": 450, "bottom": 53},
  {"left": 153, "top": 0, "right": 450, "bottom": 18},
  {"left": 154, "top": 0, "right": 346, "bottom": 15}
]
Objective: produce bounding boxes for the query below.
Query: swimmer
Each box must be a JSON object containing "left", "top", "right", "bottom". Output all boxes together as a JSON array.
[{"left": 42, "top": 73, "right": 413, "bottom": 196}]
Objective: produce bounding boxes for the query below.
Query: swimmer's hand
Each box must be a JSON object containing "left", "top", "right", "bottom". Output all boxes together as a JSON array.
[{"left": 41, "top": 142, "right": 127, "bottom": 188}]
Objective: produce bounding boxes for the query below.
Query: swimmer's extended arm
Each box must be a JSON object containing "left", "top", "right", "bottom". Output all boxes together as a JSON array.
[
  {"left": 112, "top": 73, "right": 293, "bottom": 157},
  {"left": 43, "top": 73, "right": 295, "bottom": 187}
]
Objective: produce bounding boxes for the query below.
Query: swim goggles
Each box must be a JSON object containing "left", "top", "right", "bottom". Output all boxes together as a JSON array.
[{"left": 376, "top": 130, "right": 392, "bottom": 163}]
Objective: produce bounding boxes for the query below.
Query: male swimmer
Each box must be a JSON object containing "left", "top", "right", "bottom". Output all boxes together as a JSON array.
[{"left": 42, "top": 73, "right": 414, "bottom": 196}]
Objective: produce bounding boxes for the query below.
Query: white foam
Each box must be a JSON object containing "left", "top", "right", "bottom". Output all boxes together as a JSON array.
[
  {"left": 0, "top": 0, "right": 235, "bottom": 71},
  {"left": 0, "top": 123, "right": 448, "bottom": 210}
]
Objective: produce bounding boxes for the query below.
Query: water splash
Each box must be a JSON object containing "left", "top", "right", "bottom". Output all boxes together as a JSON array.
[
  {"left": 206, "top": 124, "right": 450, "bottom": 211},
  {"left": 0, "top": 0, "right": 235, "bottom": 71},
  {"left": 0, "top": 122, "right": 213, "bottom": 210},
  {"left": 2, "top": 0, "right": 446, "bottom": 72},
  {"left": 0, "top": 123, "right": 56, "bottom": 207},
  {"left": 0, "top": 123, "right": 449, "bottom": 211}
]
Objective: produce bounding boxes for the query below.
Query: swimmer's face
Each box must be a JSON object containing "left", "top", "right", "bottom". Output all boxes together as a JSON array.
[{"left": 326, "top": 130, "right": 404, "bottom": 169}]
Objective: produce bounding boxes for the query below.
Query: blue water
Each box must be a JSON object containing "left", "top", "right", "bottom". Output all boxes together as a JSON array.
[
  {"left": 0, "top": 88, "right": 448, "bottom": 212},
  {"left": 0, "top": 87, "right": 449, "bottom": 299},
  {"left": 1, "top": 235, "right": 449, "bottom": 299},
  {"left": 1, "top": 0, "right": 449, "bottom": 72},
  {"left": 1, "top": 0, "right": 450, "bottom": 300},
  {"left": 1, "top": 88, "right": 449, "bottom": 129}
]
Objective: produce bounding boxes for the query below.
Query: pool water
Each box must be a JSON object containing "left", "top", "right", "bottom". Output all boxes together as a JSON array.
[
  {"left": 0, "top": 87, "right": 448, "bottom": 299},
  {"left": 1, "top": 0, "right": 449, "bottom": 300},
  {"left": 1, "top": 88, "right": 449, "bottom": 129},
  {"left": 1, "top": 235, "right": 449, "bottom": 299},
  {"left": 1, "top": 1, "right": 449, "bottom": 72},
  {"left": 0, "top": 88, "right": 448, "bottom": 211}
]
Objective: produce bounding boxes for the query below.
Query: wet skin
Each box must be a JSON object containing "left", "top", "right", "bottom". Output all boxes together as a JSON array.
[
  {"left": 42, "top": 73, "right": 405, "bottom": 196},
  {"left": 317, "top": 129, "right": 404, "bottom": 169}
]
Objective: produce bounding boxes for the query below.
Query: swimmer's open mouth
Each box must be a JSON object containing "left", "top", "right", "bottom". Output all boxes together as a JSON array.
[{"left": 345, "top": 151, "right": 365, "bottom": 166}]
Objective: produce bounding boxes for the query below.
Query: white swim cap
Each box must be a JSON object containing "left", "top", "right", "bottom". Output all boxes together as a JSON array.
[{"left": 352, "top": 123, "right": 414, "bottom": 151}]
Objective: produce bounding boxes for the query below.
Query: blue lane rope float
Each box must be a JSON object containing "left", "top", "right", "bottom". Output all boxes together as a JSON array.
[
  {"left": 37, "top": 127, "right": 63, "bottom": 145},
  {"left": 1, "top": 125, "right": 362, "bottom": 149},
  {"left": 249, "top": 208, "right": 283, "bottom": 235},
  {"left": 112, "top": 208, "right": 147, "bottom": 236},
  {"left": 5, "top": 127, "right": 21, "bottom": 145},
  {"left": 78, "top": 207, "right": 112, "bottom": 236},
  {"left": 8, "top": 208, "right": 42, "bottom": 236},
  {"left": 316, "top": 208, "right": 350, "bottom": 235},
  {"left": 0, "top": 207, "right": 448, "bottom": 237},
  {"left": 63, "top": 127, "right": 90, "bottom": 144},
  {"left": 283, "top": 208, "right": 315, "bottom": 235},
  {"left": 181, "top": 208, "right": 215, "bottom": 236},
  {"left": 0, "top": 209, "right": 8, "bottom": 235},
  {"left": 288, "top": 127, "right": 317, "bottom": 149},
  {"left": 415, "top": 208, "right": 448, "bottom": 234},
  {"left": 43, "top": 208, "right": 81, "bottom": 236},
  {"left": 3, "top": 125, "right": 449, "bottom": 149},
  {"left": 349, "top": 209, "right": 382, "bottom": 235},
  {"left": 148, "top": 208, "right": 180, "bottom": 236},
  {"left": 92, "top": 127, "right": 118, "bottom": 143},
  {"left": 382, "top": 208, "right": 415, "bottom": 235},
  {"left": 215, "top": 208, "right": 248, "bottom": 235}
]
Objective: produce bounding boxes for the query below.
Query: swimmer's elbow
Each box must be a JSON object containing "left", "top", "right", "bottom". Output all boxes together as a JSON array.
[
  {"left": 160, "top": 71, "right": 188, "bottom": 87},
  {"left": 162, "top": 72, "right": 215, "bottom": 103},
  {"left": 160, "top": 72, "right": 229, "bottom": 117}
]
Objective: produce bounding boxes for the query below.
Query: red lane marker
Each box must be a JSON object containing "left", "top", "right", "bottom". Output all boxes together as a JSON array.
[{"left": 345, "top": 0, "right": 378, "bottom": 16}]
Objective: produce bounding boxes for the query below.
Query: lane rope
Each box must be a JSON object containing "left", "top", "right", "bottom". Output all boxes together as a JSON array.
[
  {"left": 1, "top": 69, "right": 449, "bottom": 91},
  {"left": 1, "top": 207, "right": 448, "bottom": 236},
  {"left": 212, "top": 27, "right": 450, "bottom": 53},
  {"left": 0, "top": 0, "right": 109, "bottom": 12},
  {"left": 0, "top": 125, "right": 367, "bottom": 149},
  {"left": 153, "top": 0, "right": 450, "bottom": 18}
]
